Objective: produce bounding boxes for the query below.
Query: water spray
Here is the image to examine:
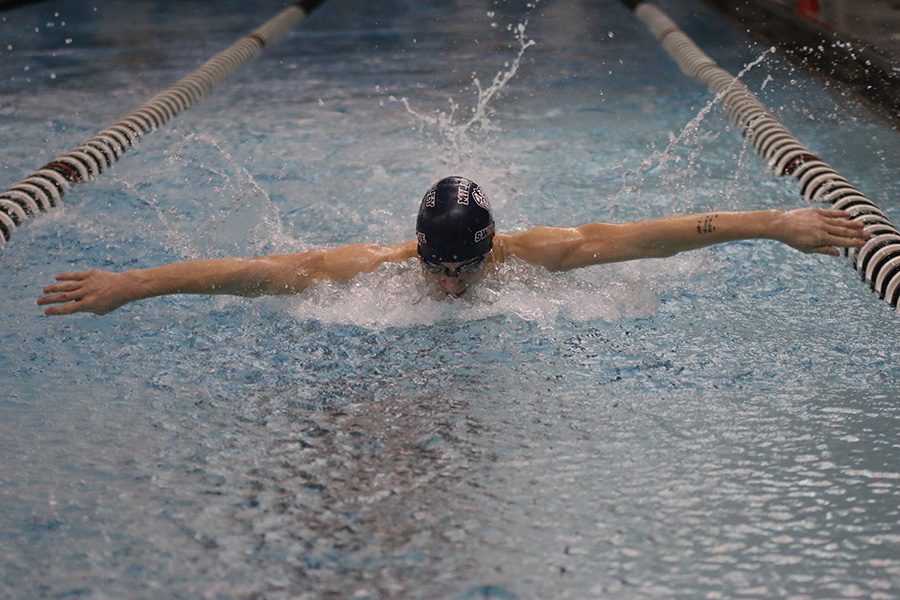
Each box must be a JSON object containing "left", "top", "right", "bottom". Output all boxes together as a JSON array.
[
  {"left": 0, "top": 0, "right": 327, "bottom": 250},
  {"left": 620, "top": 1, "right": 900, "bottom": 312},
  {"left": 393, "top": 6, "right": 537, "bottom": 163}
]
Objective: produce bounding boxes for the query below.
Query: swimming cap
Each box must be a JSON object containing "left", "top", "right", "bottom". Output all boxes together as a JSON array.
[{"left": 416, "top": 176, "right": 495, "bottom": 263}]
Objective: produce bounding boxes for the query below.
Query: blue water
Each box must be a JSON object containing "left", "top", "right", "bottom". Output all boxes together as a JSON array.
[{"left": 2, "top": 0, "right": 899, "bottom": 598}]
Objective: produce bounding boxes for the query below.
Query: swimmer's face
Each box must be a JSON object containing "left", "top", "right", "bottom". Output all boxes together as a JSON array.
[{"left": 420, "top": 253, "right": 488, "bottom": 297}]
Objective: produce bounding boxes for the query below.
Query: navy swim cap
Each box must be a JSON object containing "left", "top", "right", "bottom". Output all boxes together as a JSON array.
[{"left": 416, "top": 176, "right": 495, "bottom": 263}]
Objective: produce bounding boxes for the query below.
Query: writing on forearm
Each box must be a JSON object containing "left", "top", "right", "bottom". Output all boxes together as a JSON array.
[{"left": 697, "top": 214, "right": 718, "bottom": 235}]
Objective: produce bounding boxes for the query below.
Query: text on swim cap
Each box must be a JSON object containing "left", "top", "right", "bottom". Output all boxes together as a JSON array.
[
  {"left": 456, "top": 179, "right": 471, "bottom": 205},
  {"left": 474, "top": 223, "right": 494, "bottom": 243},
  {"left": 471, "top": 185, "right": 491, "bottom": 211},
  {"left": 424, "top": 187, "right": 436, "bottom": 208}
]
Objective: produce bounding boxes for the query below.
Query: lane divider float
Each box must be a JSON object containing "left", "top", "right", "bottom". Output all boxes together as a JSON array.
[
  {"left": 621, "top": 1, "right": 900, "bottom": 312},
  {"left": 0, "top": 0, "right": 326, "bottom": 249}
]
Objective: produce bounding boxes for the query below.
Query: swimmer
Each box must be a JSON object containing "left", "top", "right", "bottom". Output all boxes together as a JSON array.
[{"left": 37, "top": 175, "right": 870, "bottom": 316}]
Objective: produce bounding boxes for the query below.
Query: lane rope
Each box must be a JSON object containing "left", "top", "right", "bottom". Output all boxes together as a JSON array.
[
  {"left": 0, "top": 0, "right": 326, "bottom": 249},
  {"left": 624, "top": 2, "right": 900, "bottom": 312}
]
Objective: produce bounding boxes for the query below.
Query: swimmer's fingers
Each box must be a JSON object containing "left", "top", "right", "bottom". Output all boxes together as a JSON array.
[
  {"left": 42, "top": 278, "right": 86, "bottom": 296},
  {"left": 819, "top": 208, "right": 864, "bottom": 221},
  {"left": 43, "top": 270, "right": 94, "bottom": 289},
  {"left": 821, "top": 218, "right": 870, "bottom": 253},
  {"left": 37, "top": 269, "right": 123, "bottom": 316},
  {"left": 814, "top": 227, "right": 868, "bottom": 254},
  {"left": 800, "top": 233, "right": 862, "bottom": 257},
  {"left": 824, "top": 222, "right": 866, "bottom": 237},
  {"left": 37, "top": 284, "right": 91, "bottom": 315},
  {"left": 823, "top": 212, "right": 868, "bottom": 240},
  {"left": 39, "top": 271, "right": 90, "bottom": 296},
  {"left": 781, "top": 208, "right": 870, "bottom": 255},
  {"left": 39, "top": 296, "right": 91, "bottom": 316},
  {"left": 55, "top": 270, "right": 94, "bottom": 282},
  {"left": 805, "top": 244, "right": 842, "bottom": 257}
]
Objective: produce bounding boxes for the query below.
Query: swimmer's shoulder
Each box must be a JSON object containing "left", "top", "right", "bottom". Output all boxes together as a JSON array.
[
  {"left": 492, "top": 230, "right": 553, "bottom": 263},
  {"left": 385, "top": 239, "right": 419, "bottom": 262},
  {"left": 491, "top": 227, "right": 588, "bottom": 270},
  {"left": 491, "top": 232, "right": 513, "bottom": 264}
]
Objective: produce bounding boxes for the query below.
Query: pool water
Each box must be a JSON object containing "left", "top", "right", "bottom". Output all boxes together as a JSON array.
[{"left": 2, "top": 0, "right": 899, "bottom": 598}]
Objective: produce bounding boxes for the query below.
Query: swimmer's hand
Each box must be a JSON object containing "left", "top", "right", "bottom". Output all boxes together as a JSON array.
[
  {"left": 773, "top": 208, "right": 869, "bottom": 256},
  {"left": 38, "top": 270, "right": 137, "bottom": 316}
]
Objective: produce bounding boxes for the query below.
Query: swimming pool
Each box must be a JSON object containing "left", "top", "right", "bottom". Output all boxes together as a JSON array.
[{"left": 2, "top": 0, "right": 899, "bottom": 598}]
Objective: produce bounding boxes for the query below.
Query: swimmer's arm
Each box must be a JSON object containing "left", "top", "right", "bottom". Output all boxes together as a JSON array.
[
  {"left": 502, "top": 208, "right": 869, "bottom": 271},
  {"left": 38, "top": 241, "right": 418, "bottom": 316},
  {"left": 253, "top": 241, "right": 418, "bottom": 292}
]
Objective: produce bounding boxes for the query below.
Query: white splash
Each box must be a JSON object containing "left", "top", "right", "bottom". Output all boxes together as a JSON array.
[
  {"left": 392, "top": 11, "right": 537, "bottom": 166},
  {"left": 120, "top": 130, "right": 302, "bottom": 260},
  {"left": 656, "top": 47, "right": 777, "bottom": 170},
  {"left": 275, "top": 256, "right": 667, "bottom": 331},
  {"left": 614, "top": 47, "right": 778, "bottom": 211}
]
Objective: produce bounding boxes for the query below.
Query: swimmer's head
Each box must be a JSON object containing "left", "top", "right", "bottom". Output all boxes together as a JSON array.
[{"left": 416, "top": 176, "right": 495, "bottom": 263}]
